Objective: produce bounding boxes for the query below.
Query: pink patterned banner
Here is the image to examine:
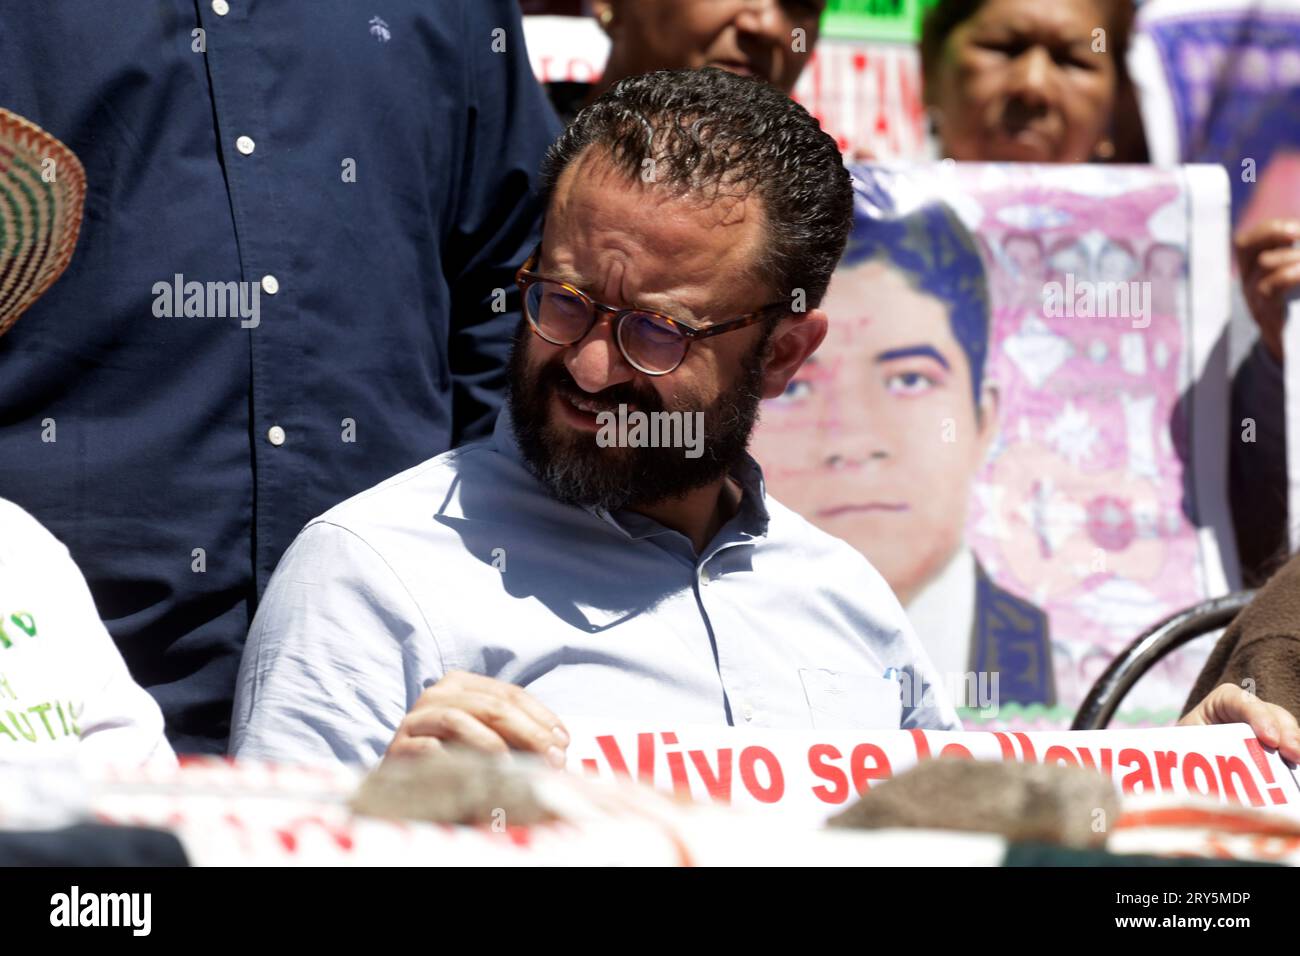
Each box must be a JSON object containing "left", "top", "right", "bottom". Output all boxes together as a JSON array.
[{"left": 751, "top": 163, "right": 1234, "bottom": 729}]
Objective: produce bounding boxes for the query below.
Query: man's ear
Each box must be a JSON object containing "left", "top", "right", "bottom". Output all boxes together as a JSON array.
[{"left": 760, "top": 309, "right": 827, "bottom": 400}]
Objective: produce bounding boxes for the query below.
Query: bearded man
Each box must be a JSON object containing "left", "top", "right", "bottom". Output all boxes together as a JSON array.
[
  {"left": 229, "top": 68, "right": 1300, "bottom": 769},
  {"left": 228, "top": 68, "right": 958, "bottom": 766}
]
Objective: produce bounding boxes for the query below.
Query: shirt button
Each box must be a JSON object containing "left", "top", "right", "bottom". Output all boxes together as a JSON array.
[
  {"left": 267, "top": 425, "right": 286, "bottom": 447},
  {"left": 741, "top": 701, "right": 754, "bottom": 722},
  {"left": 260, "top": 274, "right": 280, "bottom": 295},
  {"left": 236, "top": 135, "right": 255, "bottom": 155},
  {"left": 211, "top": 0, "right": 230, "bottom": 15},
  {"left": 699, "top": 567, "right": 711, "bottom": 586}
]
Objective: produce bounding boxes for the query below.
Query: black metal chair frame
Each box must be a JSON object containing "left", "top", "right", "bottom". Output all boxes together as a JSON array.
[{"left": 1070, "top": 590, "right": 1255, "bottom": 730}]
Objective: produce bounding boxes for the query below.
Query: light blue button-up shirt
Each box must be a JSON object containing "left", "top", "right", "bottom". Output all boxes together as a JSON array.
[{"left": 231, "top": 412, "right": 960, "bottom": 766}]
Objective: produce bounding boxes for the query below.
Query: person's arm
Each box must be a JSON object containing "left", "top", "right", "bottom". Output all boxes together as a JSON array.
[
  {"left": 25, "top": 519, "right": 174, "bottom": 769},
  {"left": 444, "top": 0, "right": 562, "bottom": 446},
  {"left": 229, "top": 521, "right": 440, "bottom": 767},
  {"left": 1236, "top": 218, "right": 1300, "bottom": 365},
  {"left": 231, "top": 519, "right": 570, "bottom": 768}
]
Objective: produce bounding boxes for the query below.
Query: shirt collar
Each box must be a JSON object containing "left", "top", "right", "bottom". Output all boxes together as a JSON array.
[
  {"left": 491, "top": 407, "right": 771, "bottom": 544},
  {"left": 905, "top": 545, "right": 977, "bottom": 676},
  {"left": 491, "top": 403, "right": 525, "bottom": 460}
]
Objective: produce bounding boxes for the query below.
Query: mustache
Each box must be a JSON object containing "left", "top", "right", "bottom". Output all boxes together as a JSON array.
[{"left": 538, "top": 361, "right": 665, "bottom": 414}]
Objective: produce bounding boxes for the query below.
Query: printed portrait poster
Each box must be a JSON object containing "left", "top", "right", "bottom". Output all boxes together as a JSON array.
[
  {"left": 1131, "top": 0, "right": 1300, "bottom": 558},
  {"left": 1130, "top": 0, "right": 1300, "bottom": 554},
  {"left": 1129, "top": 0, "right": 1300, "bottom": 226},
  {"left": 749, "top": 162, "right": 1235, "bottom": 731}
]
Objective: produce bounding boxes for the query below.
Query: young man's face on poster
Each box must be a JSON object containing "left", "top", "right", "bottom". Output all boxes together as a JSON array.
[{"left": 754, "top": 258, "right": 997, "bottom": 606}]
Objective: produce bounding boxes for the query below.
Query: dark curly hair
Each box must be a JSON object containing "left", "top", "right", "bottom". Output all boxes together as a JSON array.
[
  {"left": 842, "top": 167, "right": 990, "bottom": 404},
  {"left": 538, "top": 67, "right": 853, "bottom": 311}
]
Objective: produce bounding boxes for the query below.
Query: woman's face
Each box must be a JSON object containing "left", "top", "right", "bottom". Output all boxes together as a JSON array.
[
  {"left": 597, "top": 0, "right": 824, "bottom": 94},
  {"left": 927, "top": 0, "right": 1118, "bottom": 163}
]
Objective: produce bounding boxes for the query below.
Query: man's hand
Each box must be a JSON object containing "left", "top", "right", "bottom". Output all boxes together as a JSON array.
[
  {"left": 1235, "top": 218, "right": 1300, "bottom": 364},
  {"left": 1178, "top": 682, "right": 1300, "bottom": 762},
  {"left": 386, "top": 671, "right": 570, "bottom": 767}
]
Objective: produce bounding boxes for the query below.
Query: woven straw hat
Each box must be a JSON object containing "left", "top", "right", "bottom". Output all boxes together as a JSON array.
[{"left": 0, "top": 107, "right": 86, "bottom": 336}]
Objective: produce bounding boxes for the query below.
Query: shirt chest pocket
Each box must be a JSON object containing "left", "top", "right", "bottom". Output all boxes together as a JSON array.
[{"left": 798, "top": 668, "right": 902, "bottom": 730}]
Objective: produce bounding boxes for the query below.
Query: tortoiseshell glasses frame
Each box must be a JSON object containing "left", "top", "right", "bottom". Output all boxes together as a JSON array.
[{"left": 515, "top": 245, "right": 791, "bottom": 376}]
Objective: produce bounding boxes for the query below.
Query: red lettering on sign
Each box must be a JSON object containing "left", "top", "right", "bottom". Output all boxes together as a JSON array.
[
  {"left": 1012, "top": 733, "right": 1037, "bottom": 763},
  {"left": 638, "top": 733, "right": 659, "bottom": 785},
  {"left": 992, "top": 732, "right": 1017, "bottom": 760},
  {"left": 1154, "top": 750, "right": 1178, "bottom": 790},
  {"left": 1043, "top": 745, "right": 1078, "bottom": 767},
  {"left": 594, "top": 734, "right": 630, "bottom": 777},
  {"left": 275, "top": 816, "right": 355, "bottom": 854},
  {"left": 910, "top": 728, "right": 932, "bottom": 760},
  {"left": 1183, "top": 752, "right": 1220, "bottom": 799},
  {"left": 665, "top": 748, "right": 692, "bottom": 798},
  {"left": 688, "top": 748, "right": 733, "bottom": 803},
  {"left": 567, "top": 58, "right": 597, "bottom": 83},
  {"left": 1244, "top": 737, "right": 1289, "bottom": 805},
  {"left": 1215, "top": 754, "right": 1264, "bottom": 807},
  {"left": 1119, "top": 748, "right": 1154, "bottom": 794},
  {"left": 808, "top": 744, "right": 850, "bottom": 804},
  {"left": 739, "top": 746, "right": 785, "bottom": 803},
  {"left": 850, "top": 743, "right": 893, "bottom": 795}
]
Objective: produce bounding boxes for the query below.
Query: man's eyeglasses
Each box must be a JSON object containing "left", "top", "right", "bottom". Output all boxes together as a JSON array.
[{"left": 515, "top": 245, "right": 790, "bottom": 376}]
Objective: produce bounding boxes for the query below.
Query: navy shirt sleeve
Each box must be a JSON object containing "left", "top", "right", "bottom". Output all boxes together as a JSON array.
[
  {"left": 446, "top": 4, "right": 563, "bottom": 443},
  {"left": 0, "top": 0, "right": 557, "bottom": 753}
]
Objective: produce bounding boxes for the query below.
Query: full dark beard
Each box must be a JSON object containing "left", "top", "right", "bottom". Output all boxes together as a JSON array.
[{"left": 507, "top": 319, "right": 770, "bottom": 512}]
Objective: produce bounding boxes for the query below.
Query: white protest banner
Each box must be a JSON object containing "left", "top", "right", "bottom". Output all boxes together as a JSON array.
[
  {"left": 564, "top": 718, "right": 1300, "bottom": 828},
  {"left": 72, "top": 756, "right": 952, "bottom": 867}
]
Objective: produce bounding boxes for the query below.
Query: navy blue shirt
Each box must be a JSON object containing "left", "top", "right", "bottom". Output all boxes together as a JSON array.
[{"left": 0, "top": 0, "right": 560, "bottom": 752}]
